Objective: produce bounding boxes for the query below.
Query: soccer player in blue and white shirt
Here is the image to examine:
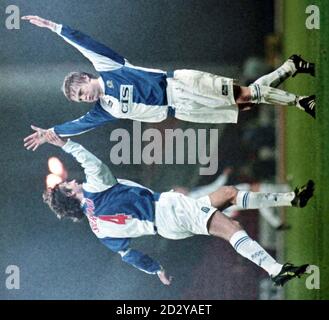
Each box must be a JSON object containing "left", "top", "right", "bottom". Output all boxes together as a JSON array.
[
  {"left": 42, "top": 130, "right": 313, "bottom": 286},
  {"left": 22, "top": 15, "right": 316, "bottom": 151}
]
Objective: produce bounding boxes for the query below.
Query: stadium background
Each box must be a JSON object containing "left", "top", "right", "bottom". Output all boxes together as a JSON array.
[{"left": 0, "top": 0, "right": 327, "bottom": 300}]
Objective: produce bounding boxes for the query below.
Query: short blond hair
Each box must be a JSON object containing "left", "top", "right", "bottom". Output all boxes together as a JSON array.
[{"left": 61, "top": 72, "right": 97, "bottom": 101}]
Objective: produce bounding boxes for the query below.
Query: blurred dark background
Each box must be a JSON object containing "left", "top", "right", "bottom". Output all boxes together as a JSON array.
[
  {"left": 0, "top": 0, "right": 273, "bottom": 65},
  {"left": 0, "top": 0, "right": 274, "bottom": 300}
]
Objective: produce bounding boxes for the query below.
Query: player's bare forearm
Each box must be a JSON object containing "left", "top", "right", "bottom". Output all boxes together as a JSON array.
[
  {"left": 44, "top": 131, "right": 67, "bottom": 147},
  {"left": 21, "top": 15, "right": 58, "bottom": 32}
]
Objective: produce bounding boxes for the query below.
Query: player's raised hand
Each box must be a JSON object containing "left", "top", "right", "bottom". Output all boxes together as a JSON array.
[
  {"left": 23, "top": 125, "right": 48, "bottom": 151},
  {"left": 44, "top": 130, "right": 67, "bottom": 147},
  {"left": 157, "top": 269, "right": 173, "bottom": 286},
  {"left": 21, "top": 15, "right": 57, "bottom": 31}
]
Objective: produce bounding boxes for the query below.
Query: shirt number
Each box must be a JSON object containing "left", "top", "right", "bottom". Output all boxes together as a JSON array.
[{"left": 99, "top": 214, "right": 130, "bottom": 225}]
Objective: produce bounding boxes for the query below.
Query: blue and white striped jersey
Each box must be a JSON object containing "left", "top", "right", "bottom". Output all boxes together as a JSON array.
[
  {"left": 62, "top": 139, "right": 162, "bottom": 275},
  {"left": 52, "top": 24, "right": 172, "bottom": 137}
]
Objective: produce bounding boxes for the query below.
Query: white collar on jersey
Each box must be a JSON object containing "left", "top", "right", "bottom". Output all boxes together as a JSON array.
[
  {"left": 98, "top": 77, "right": 114, "bottom": 107},
  {"left": 98, "top": 77, "right": 105, "bottom": 94}
]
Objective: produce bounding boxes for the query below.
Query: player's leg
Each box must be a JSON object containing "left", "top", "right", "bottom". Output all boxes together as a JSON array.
[
  {"left": 222, "top": 205, "right": 285, "bottom": 230},
  {"left": 258, "top": 184, "right": 293, "bottom": 230},
  {"left": 253, "top": 55, "right": 315, "bottom": 88},
  {"left": 234, "top": 84, "right": 316, "bottom": 119},
  {"left": 170, "top": 69, "right": 240, "bottom": 124},
  {"left": 210, "top": 184, "right": 296, "bottom": 210},
  {"left": 211, "top": 184, "right": 250, "bottom": 215},
  {"left": 209, "top": 180, "right": 314, "bottom": 210},
  {"left": 208, "top": 186, "right": 238, "bottom": 210},
  {"left": 207, "top": 211, "right": 308, "bottom": 285},
  {"left": 221, "top": 182, "right": 291, "bottom": 230},
  {"left": 234, "top": 183, "right": 313, "bottom": 209}
]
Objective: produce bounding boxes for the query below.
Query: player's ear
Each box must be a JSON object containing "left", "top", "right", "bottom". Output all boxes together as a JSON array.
[{"left": 82, "top": 74, "right": 90, "bottom": 82}]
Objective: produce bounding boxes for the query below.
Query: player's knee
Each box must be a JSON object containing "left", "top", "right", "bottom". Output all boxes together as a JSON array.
[
  {"left": 208, "top": 211, "right": 243, "bottom": 240},
  {"left": 221, "top": 186, "right": 238, "bottom": 203},
  {"left": 231, "top": 219, "right": 243, "bottom": 232},
  {"left": 234, "top": 86, "right": 251, "bottom": 103},
  {"left": 233, "top": 85, "right": 242, "bottom": 99}
]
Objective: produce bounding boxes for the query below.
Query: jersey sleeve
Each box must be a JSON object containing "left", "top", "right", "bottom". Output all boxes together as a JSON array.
[
  {"left": 53, "top": 102, "right": 117, "bottom": 137},
  {"left": 53, "top": 24, "right": 125, "bottom": 71},
  {"left": 61, "top": 139, "right": 117, "bottom": 191},
  {"left": 99, "top": 237, "right": 162, "bottom": 275}
]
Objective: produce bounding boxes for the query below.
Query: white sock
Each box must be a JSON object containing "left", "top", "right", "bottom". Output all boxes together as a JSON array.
[
  {"left": 254, "top": 60, "right": 296, "bottom": 88},
  {"left": 249, "top": 84, "right": 298, "bottom": 106},
  {"left": 235, "top": 183, "right": 291, "bottom": 193},
  {"left": 229, "top": 230, "right": 283, "bottom": 276},
  {"left": 236, "top": 190, "right": 295, "bottom": 209}
]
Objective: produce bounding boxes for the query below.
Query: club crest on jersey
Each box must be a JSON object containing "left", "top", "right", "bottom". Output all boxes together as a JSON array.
[
  {"left": 106, "top": 80, "right": 114, "bottom": 89},
  {"left": 201, "top": 207, "right": 210, "bottom": 213},
  {"left": 120, "top": 85, "right": 133, "bottom": 113}
]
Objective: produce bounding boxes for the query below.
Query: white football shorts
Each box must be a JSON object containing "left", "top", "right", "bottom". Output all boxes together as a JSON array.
[
  {"left": 167, "top": 69, "right": 239, "bottom": 123},
  {"left": 154, "top": 192, "right": 217, "bottom": 240}
]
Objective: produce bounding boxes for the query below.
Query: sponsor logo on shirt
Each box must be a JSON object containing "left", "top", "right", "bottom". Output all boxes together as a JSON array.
[{"left": 120, "top": 85, "right": 133, "bottom": 113}]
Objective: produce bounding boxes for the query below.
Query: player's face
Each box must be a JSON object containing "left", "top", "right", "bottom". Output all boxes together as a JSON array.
[
  {"left": 75, "top": 77, "right": 101, "bottom": 103},
  {"left": 59, "top": 179, "right": 80, "bottom": 195}
]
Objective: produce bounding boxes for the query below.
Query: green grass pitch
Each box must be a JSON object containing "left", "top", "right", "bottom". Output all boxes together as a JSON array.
[{"left": 283, "top": 0, "right": 329, "bottom": 299}]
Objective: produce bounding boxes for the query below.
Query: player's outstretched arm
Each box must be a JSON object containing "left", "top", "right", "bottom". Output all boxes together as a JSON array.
[
  {"left": 101, "top": 237, "right": 173, "bottom": 286},
  {"left": 44, "top": 130, "right": 117, "bottom": 189},
  {"left": 24, "top": 125, "right": 66, "bottom": 151},
  {"left": 23, "top": 125, "right": 50, "bottom": 151},
  {"left": 21, "top": 15, "right": 58, "bottom": 31},
  {"left": 22, "top": 15, "right": 125, "bottom": 71},
  {"left": 24, "top": 103, "right": 117, "bottom": 151},
  {"left": 44, "top": 129, "right": 67, "bottom": 147},
  {"left": 53, "top": 103, "right": 118, "bottom": 137}
]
